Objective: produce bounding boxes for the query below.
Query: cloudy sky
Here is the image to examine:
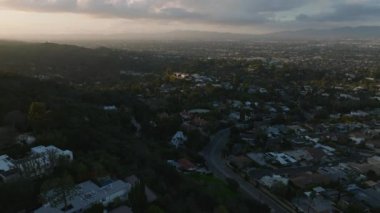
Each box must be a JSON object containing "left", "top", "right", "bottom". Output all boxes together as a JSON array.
[{"left": 0, "top": 0, "right": 379, "bottom": 38}]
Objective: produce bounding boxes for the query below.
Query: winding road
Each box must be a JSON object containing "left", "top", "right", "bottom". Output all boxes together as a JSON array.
[{"left": 202, "top": 128, "right": 295, "bottom": 213}]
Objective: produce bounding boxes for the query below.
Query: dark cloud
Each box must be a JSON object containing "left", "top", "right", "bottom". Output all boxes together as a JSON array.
[
  {"left": 1, "top": 0, "right": 380, "bottom": 29},
  {"left": 1, "top": 0, "right": 307, "bottom": 24},
  {"left": 297, "top": 1, "right": 380, "bottom": 23}
]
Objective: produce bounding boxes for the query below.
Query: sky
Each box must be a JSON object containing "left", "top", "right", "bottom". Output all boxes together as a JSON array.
[{"left": 0, "top": 0, "right": 380, "bottom": 38}]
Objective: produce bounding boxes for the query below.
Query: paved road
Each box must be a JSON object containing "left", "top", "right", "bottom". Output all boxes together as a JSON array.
[{"left": 202, "top": 129, "right": 294, "bottom": 213}]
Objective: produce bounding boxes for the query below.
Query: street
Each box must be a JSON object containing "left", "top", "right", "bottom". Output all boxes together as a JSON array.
[{"left": 202, "top": 129, "right": 295, "bottom": 213}]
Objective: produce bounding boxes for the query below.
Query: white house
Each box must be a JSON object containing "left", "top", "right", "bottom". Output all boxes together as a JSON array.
[
  {"left": 260, "top": 175, "right": 289, "bottom": 188},
  {"left": 0, "top": 155, "right": 19, "bottom": 182},
  {"left": 35, "top": 179, "right": 131, "bottom": 213},
  {"left": 17, "top": 133, "right": 36, "bottom": 145},
  {"left": 31, "top": 145, "right": 73, "bottom": 162},
  {"left": 314, "top": 144, "right": 335, "bottom": 156},
  {"left": 171, "top": 131, "right": 188, "bottom": 149},
  {"left": 265, "top": 152, "right": 297, "bottom": 166},
  {"left": 349, "top": 136, "right": 365, "bottom": 145},
  {"left": 17, "top": 145, "right": 73, "bottom": 177},
  {"left": 103, "top": 105, "right": 118, "bottom": 111}
]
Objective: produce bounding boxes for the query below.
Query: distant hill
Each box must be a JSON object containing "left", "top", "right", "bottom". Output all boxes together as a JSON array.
[
  {"left": 5, "top": 26, "right": 380, "bottom": 42},
  {"left": 29, "top": 31, "right": 256, "bottom": 42},
  {"left": 262, "top": 26, "right": 380, "bottom": 40},
  {"left": 150, "top": 30, "right": 255, "bottom": 41},
  {"left": 136, "top": 26, "right": 380, "bottom": 41},
  {"left": 0, "top": 41, "right": 175, "bottom": 82}
]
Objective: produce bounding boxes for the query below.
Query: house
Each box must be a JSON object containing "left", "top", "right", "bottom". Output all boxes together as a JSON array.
[
  {"left": 285, "top": 150, "right": 313, "bottom": 162},
  {"left": 16, "top": 133, "right": 36, "bottom": 145},
  {"left": 305, "top": 136, "right": 320, "bottom": 144},
  {"left": 103, "top": 105, "right": 118, "bottom": 111},
  {"left": 318, "top": 166, "right": 349, "bottom": 182},
  {"left": 231, "top": 100, "right": 243, "bottom": 108},
  {"left": 173, "top": 72, "right": 189, "bottom": 79},
  {"left": 266, "top": 126, "right": 281, "bottom": 138},
  {"left": 348, "top": 111, "right": 369, "bottom": 117},
  {"left": 170, "top": 131, "right": 187, "bottom": 149},
  {"left": 349, "top": 156, "right": 380, "bottom": 176},
  {"left": 188, "top": 109, "right": 210, "bottom": 114},
  {"left": 246, "top": 152, "right": 267, "bottom": 166},
  {"left": 240, "top": 133, "right": 256, "bottom": 144},
  {"left": 293, "top": 194, "right": 335, "bottom": 213},
  {"left": 260, "top": 175, "right": 288, "bottom": 188},
  {"left": 287, "top": 125, "right": 307, "bottom": 135},
  {"left": 35, "top": 179, "right": 131, "bottom": 213},
  {"left": 31, "top": 145, "right": 73, "bottom": 161},
  {"left": 265, "top": 152, "right": 297, "bottom": 166},
  {"left": 314, "top": 143, "right": 335, "bottom": 156},
  {"left": 17, "top": 145, "right": 73, "bottom": 177},
  {"left": 228, "top": 112, "right": 240, "bottom": 121},
  {"left": 259, "top": 88, "right": 268, "bottom": 94},
  {"left": 178, "top": 159, "right": 196, "bottom": 171},
  {"left": 167, "top": 160, "right": 180, "bottom": 170},
  {"left": 339, "top": 94, "right": 360, "bottom": 101},
  {"left": 349, "top": 136, "right": 365, "bottom": 145},
  {"left": 313, "top": 186, "right": 326, "bottom": 194},
  {"left": 0, "top": 155, "right": 19, "bottom": 182},
  {"left": 348, "top": 186, "right": 380, "bottom": 210}
]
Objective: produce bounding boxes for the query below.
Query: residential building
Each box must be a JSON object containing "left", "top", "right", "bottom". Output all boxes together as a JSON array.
[
  {"left": 0, "top": 155, "right": 19, "bottom": 182},
  {"left": 265, "top": 152, "right": 297, "bottom": 166},
  {"left": 170, "top": 131, "right": 187, "bottom": 148},
  {"left": 17, "top": 145, "right": 73, "bottom": 178},
  {"left": 35, "top": 179, "right": 131, "bottom": 213},
  {"left": 260, "top": 175, "right": 288, "bottom": 188}
]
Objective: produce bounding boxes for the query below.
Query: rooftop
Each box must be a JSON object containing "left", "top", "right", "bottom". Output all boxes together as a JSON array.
[
  {"left": 35, "top": 180, "right": 131, "bottom": 213},
  {"left": 0, "top": 155, "right": 15, "bottom": 172}
]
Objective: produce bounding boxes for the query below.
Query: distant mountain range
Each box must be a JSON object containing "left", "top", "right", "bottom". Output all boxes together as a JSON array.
[
  {"left": 166, "top": 26, "right": 380, "bottom": 40},
  {"left": 6, "top": 26, "right": 380, "bottom": 42},
  {"left": 263, "top": 26, "right": 380, "bottom": 40},
  {"left": 110, "top": 26, "right": 380, "bottom": 41}
]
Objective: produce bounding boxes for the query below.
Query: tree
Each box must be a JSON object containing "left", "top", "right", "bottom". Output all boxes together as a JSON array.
[
  {"left": 147, "top": 205, "right": 165, "bottom": 213},
  {"left": 214, "top": 205, "right": 229, "bottom": 213},
  {"left": 367, "top": 170, "right": 379, "bottom": 181},
  {"left": 129, "top": 181, "right": 147, "bottom": 213},
  {"left": 28, "top": 102, "right": 47, "bottom": 123},
  {"left": 28, "top": 102, "right": 48, "bottom": 132},
  {"left": 346, "top": 203, "right": 365, "bottom": 213},
  {"left": 0, "top": 179, "right": 38, "bottom": 212},
  {"left": 40, "top": 174, "right": 79, "bottom": 212}
]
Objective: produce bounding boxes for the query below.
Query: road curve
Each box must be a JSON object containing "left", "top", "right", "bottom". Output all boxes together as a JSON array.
[{"left": 202, "top": 128, "right": 293, "bottom": 213}]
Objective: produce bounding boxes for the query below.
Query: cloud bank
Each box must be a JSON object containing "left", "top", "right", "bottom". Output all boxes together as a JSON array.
[{"left": 1, "top": 0, "right": 380, "bottom": 32}]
